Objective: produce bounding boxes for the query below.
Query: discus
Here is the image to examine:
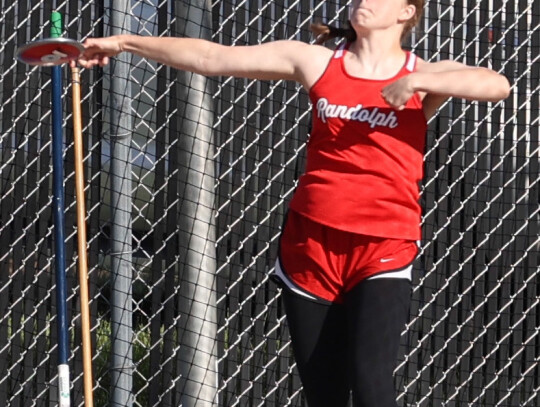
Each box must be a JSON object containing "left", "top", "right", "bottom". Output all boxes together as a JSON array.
[{"left": 16, "top": 37, "right": 84, "bottom": 66}]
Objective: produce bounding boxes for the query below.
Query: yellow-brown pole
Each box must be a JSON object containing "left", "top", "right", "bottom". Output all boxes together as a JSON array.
[{"left": 70, "top": 66, "right": 94, "bottom": 407}]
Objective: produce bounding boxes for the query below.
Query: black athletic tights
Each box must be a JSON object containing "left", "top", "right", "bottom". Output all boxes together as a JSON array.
[{"left": 281, "top": 278, "right": 412, "bottom": 407}]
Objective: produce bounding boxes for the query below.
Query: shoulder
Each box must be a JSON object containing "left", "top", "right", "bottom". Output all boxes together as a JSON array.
[
  {"left": 286, "top": 40, "right": 334, "bottom": 63},
  {"left": 283, "top": 41, "right": 335, "bottom": 89},
  {"left": 228, "top": 39, "right": 332, "bottom": 61},
  {"left": 253, "top": 40, "right": 333, "bottom": 72},
  {"left": 265, "top": 39, "right": 332, "bottom": 58},
  {"left": 221, "top": 40, "right": 333, "bottom": 83},
  {"left": 414, "top": 57, "right": 468, "bottom": 73}
]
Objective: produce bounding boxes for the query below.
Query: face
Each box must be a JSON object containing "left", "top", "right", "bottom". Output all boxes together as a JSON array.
[{"left": 348, "top": 0, "right": 416, "bottom": 36}]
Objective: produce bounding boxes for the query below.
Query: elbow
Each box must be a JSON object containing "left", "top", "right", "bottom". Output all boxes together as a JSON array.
[
  {"left": 185, "top": 41, "right": 216, "bottom": 76},
  {"left": 196, "top": 57, "right": 212, "bottom": 76},
  {"left": 195, "top": 50, "right": 213, "bottom": 76},
  {"left": 198, "top": 43, "right": 229, "bottom": 77}
]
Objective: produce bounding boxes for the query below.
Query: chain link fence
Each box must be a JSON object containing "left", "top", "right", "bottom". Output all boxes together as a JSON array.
[{"left": 0, "top": 0, "right": 538, "bottom": 406}]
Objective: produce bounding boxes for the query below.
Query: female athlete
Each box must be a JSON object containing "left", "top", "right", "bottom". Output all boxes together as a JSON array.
[{"left": 75, "top": 0, "right": 510, "bottom": 405}]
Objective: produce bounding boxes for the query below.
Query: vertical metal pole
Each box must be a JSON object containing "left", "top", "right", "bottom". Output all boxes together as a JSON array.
[
  {"left": 50, "top": 10, "right": 71, "bottom": 407},
  {"left": 110, "top": 1, "right": 133, "bottom": 406},
  {"left": 175, "top": 1, "right": 218, "bottom": 406}
]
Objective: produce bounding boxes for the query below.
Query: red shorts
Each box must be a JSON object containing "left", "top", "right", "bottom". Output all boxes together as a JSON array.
[{"left": 276, "top": 210, "right": 418, "bottom": 303}]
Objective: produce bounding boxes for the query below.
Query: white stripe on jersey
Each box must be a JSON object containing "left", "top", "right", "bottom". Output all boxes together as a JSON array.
[
  {"left": 334, "top": 43, "right": 346, "bottom": 59},
  {"left": 406, "top": 53, "right": 417, "bottom": 72}
]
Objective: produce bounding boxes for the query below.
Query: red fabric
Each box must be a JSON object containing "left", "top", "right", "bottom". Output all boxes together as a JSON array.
[
  {"left": 289, "top": 44, "right": 427, "bottom": 240},
  {"left": 280, "top": 211, "right": 418, "bottom": 303}
]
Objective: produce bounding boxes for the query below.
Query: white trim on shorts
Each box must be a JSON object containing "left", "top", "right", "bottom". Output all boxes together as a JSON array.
[
  {"left": 368, "top": 240, "right": 420, "bottom": 280},
  {"left": 367, "top": 264, "right": 412, "bottom": 280},
  {"left": 274, "top": 259, "right": 319, "bottom": 301}
]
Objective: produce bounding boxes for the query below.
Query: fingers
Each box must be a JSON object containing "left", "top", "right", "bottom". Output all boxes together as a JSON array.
[
  {"left": 78, "top": 54, "right": 110, "bottom": 68},
  {"left": 381, "top": 89, "right": 409, "bottom": 110},
  {"left": 381, "top": 76, "right": 415, "bottom": 110},
  {"left": 72, "top": 37, "right": 118, "bottom": 68},
  {"left": 381, "top": 94, "right": 402, "bottom": 110},
  {"left": 73, "top": 57, "right": 100, "bottom": 69},
  {"left": 74, "top": 52, "right": 111, "bottom": 68}
]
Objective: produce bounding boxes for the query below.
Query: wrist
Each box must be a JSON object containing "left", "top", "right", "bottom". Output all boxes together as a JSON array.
[
  {"left": 408, "top": 72, "right": 423, "bottom": 93},
  {"left": 410, "top": 71, "right": 438, "bottom": 94},
  {"left": 116, "top": 34, "right": 133, "bottom": 53}
]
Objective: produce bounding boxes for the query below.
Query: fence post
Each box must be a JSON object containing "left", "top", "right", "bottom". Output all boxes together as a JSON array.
[
  {"left": 175, "top": 1, "right": 218, "bottom": 406},
  {"left": 109, "top": 1, "right": 133, "bottom": 406}
]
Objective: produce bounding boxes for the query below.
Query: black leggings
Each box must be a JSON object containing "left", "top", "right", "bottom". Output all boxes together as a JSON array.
[{"left": 281, "top": 278, "right": 412, "bottom": 407}]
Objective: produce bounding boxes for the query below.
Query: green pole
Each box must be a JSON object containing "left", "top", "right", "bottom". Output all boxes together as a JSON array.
[{"left": 51, "top": 11, "right": 63, "bottom": 38}]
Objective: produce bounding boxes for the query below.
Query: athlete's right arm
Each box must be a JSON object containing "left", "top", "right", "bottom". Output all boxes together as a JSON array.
[{"left": 77, "top": 35, "right": 331, "bottom": 88}]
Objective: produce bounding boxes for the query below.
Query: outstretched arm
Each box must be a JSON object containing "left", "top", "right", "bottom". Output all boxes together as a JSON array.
[
  {"left": 381, "top": 59, "right": 511, "bottom": 119},
  {"left": 75, "top": 34, "right": 328, "bottom": 86}
]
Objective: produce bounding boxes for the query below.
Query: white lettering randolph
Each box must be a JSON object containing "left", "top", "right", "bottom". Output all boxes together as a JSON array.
[{"left": 316, "top": 98, "right": 398, "bottom": 129}]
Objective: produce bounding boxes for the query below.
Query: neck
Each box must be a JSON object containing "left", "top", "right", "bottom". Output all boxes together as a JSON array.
[
  {"left": 345, "top": 30, "right": 406, "bottom": 79},
  {"left": 350, "top": 26, "right": 404, "bottom": 56}
]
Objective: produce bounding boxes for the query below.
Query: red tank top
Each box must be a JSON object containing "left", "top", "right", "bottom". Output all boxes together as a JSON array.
[{"left": 289, "top": 43, "right": 428, "bottom": 240}]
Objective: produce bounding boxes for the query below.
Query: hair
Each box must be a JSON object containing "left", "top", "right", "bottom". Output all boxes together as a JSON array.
[{"left": 310, "top": 0, "right": 425, "bottom": 45}]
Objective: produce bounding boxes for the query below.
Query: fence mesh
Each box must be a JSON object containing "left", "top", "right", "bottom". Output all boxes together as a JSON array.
[{"left": 0, "top": 0, "right": 538, "bottom": 406}]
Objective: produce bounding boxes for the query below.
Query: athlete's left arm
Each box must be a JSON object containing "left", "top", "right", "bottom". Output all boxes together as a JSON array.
[
  {"left": 381, "top": 59, "right": 511, "bottom": 120},
  {"left": 416, "top": 59, "right": 510, "bottom": 116}
]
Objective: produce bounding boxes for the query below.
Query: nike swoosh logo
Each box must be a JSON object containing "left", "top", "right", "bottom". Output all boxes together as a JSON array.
[{"left": 380, "top": 258, "right": 394, "bottom": 263}]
